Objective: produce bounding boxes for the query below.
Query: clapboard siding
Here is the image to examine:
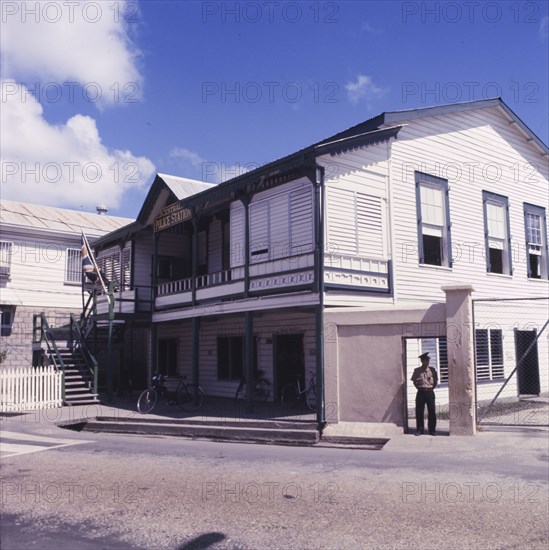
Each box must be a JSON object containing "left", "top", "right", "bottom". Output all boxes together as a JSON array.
[
  {"left": 2, "top": 236, "right": 85, "bottom": 308},
  {"left": 132, "top": 236, "right": 154, "bottom": 288},
  {"left": 319, "top": 146, "right": 389, "bottom": 262},
  {"left": 208, "top": 219, "right": 223, "bottom": 273},
  {"left": 388, "top": 106, "right": 549, "bottom": 303},
  {"left": 157, "top": 310, "right": 316, "bottom": 399}
]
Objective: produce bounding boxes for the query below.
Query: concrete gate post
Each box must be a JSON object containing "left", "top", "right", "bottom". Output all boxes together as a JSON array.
[{"left": 442, "top": 284, "right": 476, "bottom": 435}]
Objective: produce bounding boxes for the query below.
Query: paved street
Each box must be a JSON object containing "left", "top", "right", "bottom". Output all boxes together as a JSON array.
[{"left": 1, "top": 407, "right": 548, "bottom": 550}]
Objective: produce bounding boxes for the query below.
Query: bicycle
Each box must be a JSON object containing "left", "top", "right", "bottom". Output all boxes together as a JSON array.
[
  {"left": 234, "top": 369, "right": 271, "bottom": 402},
  {"left": 281, "top": 373, "right": 316, "bottom": 411},
  {"left": 137, "top": 373, "right": 204, "bottom": 414}
]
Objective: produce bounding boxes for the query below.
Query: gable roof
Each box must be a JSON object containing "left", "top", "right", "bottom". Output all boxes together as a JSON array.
[
  {"left": 172, "top": 98, "right": 547, "bottom": 212},
  {"left": 96, "top": 98, "right": 548, "bottom": 247},
  {"left": 136, "top": 173, "right": 214, "bottom": 226},
  {"left": 315, "top": 97, "right": 548, "bottom": 155},
  {"left": 0, "top": 200, "right": 133, "bottom": 239},
  {"left": 92, "top": 173, "right": 214, "bottom": 249}
]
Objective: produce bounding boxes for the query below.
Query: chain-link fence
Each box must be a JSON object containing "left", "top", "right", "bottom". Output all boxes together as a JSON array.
[{"left": 473, "top": 297, "right": 548, "bottom": 427}]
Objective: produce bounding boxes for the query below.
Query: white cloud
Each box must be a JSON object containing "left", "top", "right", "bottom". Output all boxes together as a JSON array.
[
  {"left": 169, "top": 147, "right": 258, "bottom": 184},
  {"left": 345, "top": 74, "right": 387, "bottom": 105},
  {"left": 170, "top": 148, "right": 207, "bottom": 168},
  {"left": 0, "top": 80, "right": 155, "bottom": 209},
  {"left": 0, "top": 0, "right": 143, "bottom": 106}
]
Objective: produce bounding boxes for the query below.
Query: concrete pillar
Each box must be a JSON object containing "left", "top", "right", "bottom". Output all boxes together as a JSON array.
[{"left": 442, "top": 284, "right": 476, "bottom": 435}]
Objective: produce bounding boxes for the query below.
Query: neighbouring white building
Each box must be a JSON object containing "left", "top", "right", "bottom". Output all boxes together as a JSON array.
[
  {"left": 0, "top": 200, "right": 133, "bottom": 369},
  {"left": 84, "top": 98, "right": 548, "bottom": 434}
]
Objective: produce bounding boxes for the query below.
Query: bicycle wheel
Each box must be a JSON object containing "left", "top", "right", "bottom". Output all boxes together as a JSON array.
[
  {"left": 281, "top": 383, "right": 298, "bottom": 404},
  {"left": 254, "top": 379, "right": 270, "bottom": 402},
  {"left": 306, "top": 385, "right": 317, "bottom": 411},
  {"left": 137, "top": 389, "right": 157, "bottom": 414},
  {"left": 177, "top": 383, "right": 204, "bottom": 412}
]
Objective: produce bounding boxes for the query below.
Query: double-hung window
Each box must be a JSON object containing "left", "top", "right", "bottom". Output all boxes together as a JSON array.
[
  {"left": 482, "top": 192, "right": 512, "bottom": 275},
  {"left": 415, "top": 172, "right": 452, "bottom": 267},
  {"left": 524, "top": 204, "right": 548, "bottom": 279}
]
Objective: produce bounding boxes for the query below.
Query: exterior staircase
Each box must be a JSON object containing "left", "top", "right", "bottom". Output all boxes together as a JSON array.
[{"left": 57, "top": 347, "right": 100, "bottom": 405}]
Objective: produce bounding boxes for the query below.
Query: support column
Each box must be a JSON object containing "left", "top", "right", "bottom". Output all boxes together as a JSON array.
[
  {"left": 107, "top": 281, "right": 114, "bottom": 403},
  {"left": 442, "top": 284, "right": 476, "bottom": 435},
  {"left": 150, "top": 233, "right": 159, "bottom": 386},
  {"left": 244, "top": 311, "right": 254, "bottom": 413},
  {"left": 192, "top": 317, "right": 200, "bottom": 388},
  {"left": 314, "top": 166, "right": 326, "bottom": 425},
  {"left": 192, "top": 217, "right": 199, "bottom": 306}
]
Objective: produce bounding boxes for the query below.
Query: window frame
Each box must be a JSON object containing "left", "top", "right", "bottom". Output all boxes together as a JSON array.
[
  {"left": 217, "top": 335, "right": 257, "bottom": 381},
  {"left": 0, "top": 241, "right": 13, "bottom": 278},
  {"left": 482, "top": 191, "right": 512, "bottom": 275},
  {"left": 65, "top": 248, "right": 82, "bottom": 284},
  {"left": 415, "top": 172, "right": 452, "bottom": 267},
  {"left": 475, "top": 328, "right": 505, "bottom": 381},
  {"left": 523, "top": 203, "right": 548, "bottom": 280},
  {"left": 0, "top": 306, "right": 15, "bottom": 337}
]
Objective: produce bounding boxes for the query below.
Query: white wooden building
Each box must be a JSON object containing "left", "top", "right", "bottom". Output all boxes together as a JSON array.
[
  {"left": 91, "top": 98, "right": 548, "bottom": 433},
  {"left": 0, "top": 200, "right": 133, "bottom": 369}
]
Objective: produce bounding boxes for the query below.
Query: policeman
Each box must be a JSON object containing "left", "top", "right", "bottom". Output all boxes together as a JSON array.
[{"left": 411, "top": 352, "right": 438, "bottom": 436}]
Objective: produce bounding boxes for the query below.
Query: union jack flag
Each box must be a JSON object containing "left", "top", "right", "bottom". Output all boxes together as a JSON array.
[{"left": 81, "top": 240, "right": 98, "bottom": 283}]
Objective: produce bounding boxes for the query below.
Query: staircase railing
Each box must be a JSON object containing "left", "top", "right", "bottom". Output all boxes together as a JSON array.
[
  {"left": 32, "top": 313, "right": 66, "bottom": 401},
  {"left": 81, "top": 288, "right": 97, "bottom": 339},
  {"left": 69, "top": 314, "right": 98, "bottom": 395}
]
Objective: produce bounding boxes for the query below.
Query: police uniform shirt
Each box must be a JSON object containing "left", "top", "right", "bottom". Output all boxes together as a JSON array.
[{"left": 411, "top": 366, "right": 438, "bottom": 390}]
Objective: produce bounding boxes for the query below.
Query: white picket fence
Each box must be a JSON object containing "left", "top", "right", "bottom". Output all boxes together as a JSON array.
[{"left": 0, "top": 366, "right": 63, "bottom": 412}]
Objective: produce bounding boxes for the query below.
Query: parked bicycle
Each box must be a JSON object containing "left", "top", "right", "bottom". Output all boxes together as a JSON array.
[
  {"left": 281, "top": 373, "right": 316, "bottom": 411},
  {"left": 234, "top": 369, "right": 271, "bottom": 402},
  {"left": 137, "top": 373, "right": 204, "bottom": 414}
]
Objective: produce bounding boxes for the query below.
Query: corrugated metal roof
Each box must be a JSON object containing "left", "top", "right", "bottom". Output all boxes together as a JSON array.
[
  {"left": 0, "top": 200, "right": 134, "bottom": 238},
  {"left": 157, "top": 173, "right": 214, "bottom": 199}
]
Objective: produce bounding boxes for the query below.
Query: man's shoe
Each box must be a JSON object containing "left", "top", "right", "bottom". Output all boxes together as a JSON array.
[
  {"left": 415, "top": 431, "right": 423, "bottom": 436},
  {"left": 429, "top": 431, "right": 436, "bottom": 436}
]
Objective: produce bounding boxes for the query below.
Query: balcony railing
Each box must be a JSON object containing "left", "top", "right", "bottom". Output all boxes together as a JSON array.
[{"left": 153, "top": 251, "right": 390, "bottom": 310}]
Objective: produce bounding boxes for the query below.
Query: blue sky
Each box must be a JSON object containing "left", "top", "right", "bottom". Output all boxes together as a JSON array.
[{"left": 1, "top": 0, "right": 548, "bottom": 219}]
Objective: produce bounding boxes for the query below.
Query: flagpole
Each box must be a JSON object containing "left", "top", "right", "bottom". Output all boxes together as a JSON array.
[{"left": 82, "top": 229, "right": 112, "bottom": 305}]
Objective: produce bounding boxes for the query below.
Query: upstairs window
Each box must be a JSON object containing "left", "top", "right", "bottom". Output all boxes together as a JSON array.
[
  {"left": 483, "top": 192, "right": 511, "bottom": 275},
  {"left": 0, "top": 241, "right": 13, "bottom": 277},
  {"left": 249, "top": 185, "right": 313, "bottom": 263},
  {"left": 416, "top": 172, "right": 452, "bottom": 267},
  {"left": 524, "top": 204, "right": 548, "bottom": 279},
  {"left": 65, "top": 248, "right": 81, "bottom": 284}
]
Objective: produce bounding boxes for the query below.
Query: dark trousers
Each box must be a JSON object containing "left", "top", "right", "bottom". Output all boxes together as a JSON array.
[{"left": 415, "top": 390, "right": 436, "bottom": 433}]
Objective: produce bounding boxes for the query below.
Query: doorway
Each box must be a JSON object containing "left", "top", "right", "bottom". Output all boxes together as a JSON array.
[
  {"left": 158, "top": 339, "right": 178, "bottom": 376},
  {"left": 274, "top": 334, "right": 304, "bottom": 400},
  {"left": 515, "top": 329, "right": 540, "bottom": 395}
]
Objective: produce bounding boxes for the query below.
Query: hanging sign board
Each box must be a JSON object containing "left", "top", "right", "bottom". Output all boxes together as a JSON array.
[{"left": 154, "top": 202, "right": 192, "bottom": 232}]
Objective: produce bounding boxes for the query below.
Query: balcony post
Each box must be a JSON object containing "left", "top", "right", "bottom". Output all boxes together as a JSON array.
[
  {"left": 192, "top": 216, "right": 199, "bottom": 306},
  {"left": 239, "top": 193, "right": 251, "bottom": 298}
]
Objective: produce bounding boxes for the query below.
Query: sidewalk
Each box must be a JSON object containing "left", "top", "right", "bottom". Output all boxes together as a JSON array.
[{"left": 2, "top": 394, "right": 547, "bottom": 451}]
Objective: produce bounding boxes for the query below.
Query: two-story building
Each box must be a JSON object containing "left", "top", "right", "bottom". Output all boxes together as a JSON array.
[
  {"left": 0, "top": 200, "right": 133, "bottom": 370},
  {"left": 91, "top": 98, "right": 548, "bottom": 434}
]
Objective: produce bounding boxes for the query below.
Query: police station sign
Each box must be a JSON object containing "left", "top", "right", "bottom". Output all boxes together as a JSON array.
[{"left": 154, "top": 202, "right": 192, "bottom": 232}]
